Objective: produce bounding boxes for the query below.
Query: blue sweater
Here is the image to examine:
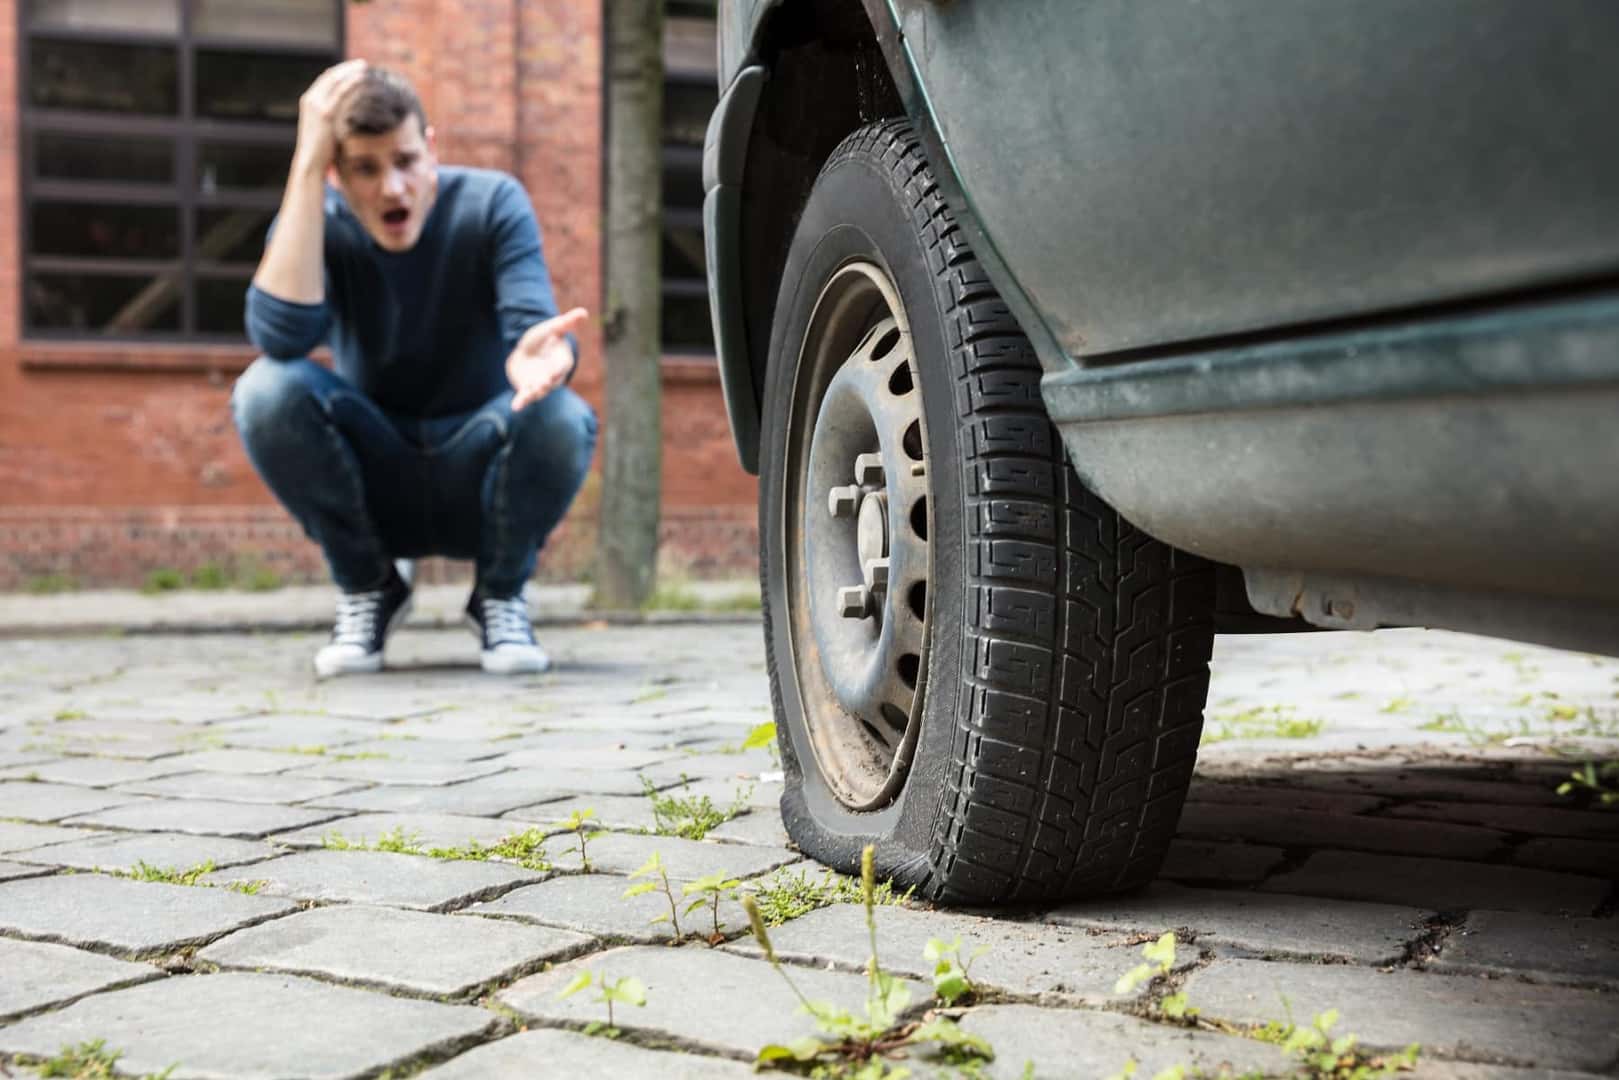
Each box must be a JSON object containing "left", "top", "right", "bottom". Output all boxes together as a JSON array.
[{"left": 244, "top": 166, "right": 571, "bottom": 418}]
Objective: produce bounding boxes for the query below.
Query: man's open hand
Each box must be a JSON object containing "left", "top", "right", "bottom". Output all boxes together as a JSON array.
[
  {"left": 295, "top": 59, "right": 368, "bottom": 175},
  {"left": 507, "top": 307, "right": 590, "bottom": 410}
]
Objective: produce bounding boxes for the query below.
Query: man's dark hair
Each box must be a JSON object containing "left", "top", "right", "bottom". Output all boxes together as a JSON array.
[{"left": 341, "top": 66, "right": 428, "bottom": 137}]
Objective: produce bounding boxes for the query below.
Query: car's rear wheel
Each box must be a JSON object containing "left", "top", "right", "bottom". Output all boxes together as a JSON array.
[{"left": 759, "top": 120, "right": 1217, "bottom": 903}]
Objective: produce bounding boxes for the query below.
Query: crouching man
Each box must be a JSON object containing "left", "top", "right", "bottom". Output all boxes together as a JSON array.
[{"left": 233, "top": 60, "right": 596, "bottom": 677}]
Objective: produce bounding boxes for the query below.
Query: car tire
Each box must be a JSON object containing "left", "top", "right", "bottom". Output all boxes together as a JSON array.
[{"left": 758, "top": 119, "right": 1216, "bottom": 904}]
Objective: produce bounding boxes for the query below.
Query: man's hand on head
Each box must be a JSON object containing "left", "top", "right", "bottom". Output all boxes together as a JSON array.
[
  {"left": 507, "top": 307, "right": 590, "bottom": 410},
  {"left": 295, "top": 58, "right": 368, "bottom": 176}
]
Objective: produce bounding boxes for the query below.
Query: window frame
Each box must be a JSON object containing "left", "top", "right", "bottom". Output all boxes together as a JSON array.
[
  {"left": 659, "top": 9, "right": 718, "bottom": 359},
  {"left": 17, "top": 0, "right": 344, "bottom": 343}
]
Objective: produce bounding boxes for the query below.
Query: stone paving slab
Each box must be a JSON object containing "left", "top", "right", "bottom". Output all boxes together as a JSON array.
[
  {"left": 1260, "top": 850, "right": 1611, "bottom": 915},
  {"left": 1175, "top": 801, "right": 1508, "bottom": 859},
  {"left": 148, "top": 749, "right": 321, "bottom": 774},
  {"left": 206, "top": 714, "right": 388, "bottom": 749},
  {"left": 503, "top": 793, "right": 662, "bottom": 830},
  {"left": 1409, "top": 1063, "right": 1613, "bottom": 1080},
  {"left": 328, "top": 736, "right": 509, "bottom": 762},
  {"left": 0, "top": 937, "right": 161, "bottom": 1021},
  {"left": 284, "top": 757, "right": 509, "bottom": 786},
  {"left": 0, "top": 756, "right": 190, "bottom": 787},
  {"left": 199, "top": 903, "right": 594, "bottom": 997},
  {"left": 705, "top": 809, "right": 793, "bottom": 848},
  {"left": 1049, "top": 882, "right": 1430, "bottom": 965},
  {"left": 1382, "top": 800, "right": 1619, "bottom": 842},
  {"left": 419, "top": 1028, "right": 756, "bottom": 1079},
  {"left": 558, "top": 831, "right": 798, "bottom": 881},
  {"left": 63, "top": 797, "right": 346, "bottom": 838},
  {"left": 499, "top": 944, "right": 926, "bottom": 1060},
  {"left": 1510, "top": 837, "right": 1619, "bottom": 876},
  {"left": 1182, "top": 779, "right": 1387, "bottom": 813},
  {"left": 275, "top": 811, "right": 555, "bottom": 851},
  {"left": 465, "top": 872, "right": 748, "bottom": 944},
  {"left": 301, "top": 770, "right": 579, "bottom": 816},
  {"left": 0, "top": 819, "right": 100, "bottom": 853},
  {"left": 0, "top": 971, "right": 497, "bottom": 1080},
  {"left": 11, "top": 830, "right": 278, "bottom": 873},
  {"left": 480, "top": 747, "right": 682, "bottom": 771},
  {"left": 1432, "top": 910, "right": 1619, "bottom": 988},
  {"left": 1157, "top": 839, "right": 1287, "bottom": 885},
  {"left": 956, "top": 1002, "right": 1292, "bottom": 1080},
  {"left": 727, "top": 904, "right": 1142, "bottom": 1003},
  {"left": 1183, "top": 959, "right": 1619, "bottom": 1072},
  {"left": 116, "top": 770, "right": 367, "bottom": 804},
  {"left": 202, "top": 849, "right": 544, "bottom": 911},
  {"left": 0, "top": 780, "right": 151, "bottom": 822},
  {"left": 0, "top": 872, "right": 295, "bottom": 955},
  {"left": 0, "top": 859, "right": 54, "bottom": 882}
]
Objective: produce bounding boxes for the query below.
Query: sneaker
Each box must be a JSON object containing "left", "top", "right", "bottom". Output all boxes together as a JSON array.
[
  {"left": 465, "top": 591, "right": 550, "bottom": 674},
  {"left": 313, "top": 569, "right": 413, "bottom": 677}
]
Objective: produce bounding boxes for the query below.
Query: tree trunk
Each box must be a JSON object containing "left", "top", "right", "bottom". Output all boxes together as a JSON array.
[{"left": 594, "top": 0, "right": 664, "bottom": 609}]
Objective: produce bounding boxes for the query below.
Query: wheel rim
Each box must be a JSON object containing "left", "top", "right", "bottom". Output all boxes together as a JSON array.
[{"left": 785, "top": 260, "right": 931, "bottom": 811}]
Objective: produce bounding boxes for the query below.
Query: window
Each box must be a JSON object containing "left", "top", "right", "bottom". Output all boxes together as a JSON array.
[
  {"left": 19, "top": 0, "right": 342, "bottom": 341},
  {"left": 662, "top": 2, "right": 717, "bottom": 356}
]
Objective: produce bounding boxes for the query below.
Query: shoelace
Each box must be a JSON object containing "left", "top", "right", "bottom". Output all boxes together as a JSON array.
[
  {"left": 480, "top": 595, "right": 534, "bottom": 646},
  {"left": 332, "top": 590, "right": 385, "bottom": 646}
]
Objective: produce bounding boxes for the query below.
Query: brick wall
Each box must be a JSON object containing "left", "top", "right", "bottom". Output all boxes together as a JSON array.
[{"left": 0, "top": 0, "right": 759, "bottom": 591}]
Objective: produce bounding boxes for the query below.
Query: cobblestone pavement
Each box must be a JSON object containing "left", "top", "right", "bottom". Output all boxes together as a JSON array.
[{"left": 0, "top": 620, "right": 1614, "bottom": 1078}]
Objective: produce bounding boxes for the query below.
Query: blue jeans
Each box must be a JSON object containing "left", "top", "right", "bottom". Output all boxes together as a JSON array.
[{"left": 231, "top": 357, "right": 597, "bottom": 597}]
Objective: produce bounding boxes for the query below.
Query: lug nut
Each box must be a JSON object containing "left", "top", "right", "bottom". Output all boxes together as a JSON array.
[
  {"left": 863, "top": 557, "right": 890, "bottom": 590},
  {"left": 854, "top": 453, "right": 885, "bottom": 487},
  {"left": 838, "top": 585, "right": 871, "bottom": 619},
  {"left": 828, "top": 485, "right": 860, "bottom": 518}
]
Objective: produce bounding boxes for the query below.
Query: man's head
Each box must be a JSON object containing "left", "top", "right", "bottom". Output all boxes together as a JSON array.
[{"left": 332, "top": 67, "right": 437, "bottom": 253}]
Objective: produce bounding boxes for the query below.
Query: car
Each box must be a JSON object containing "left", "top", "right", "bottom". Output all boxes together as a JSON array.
[{"left": 700, "top": 0, "right": 1619, "bottom": 905}]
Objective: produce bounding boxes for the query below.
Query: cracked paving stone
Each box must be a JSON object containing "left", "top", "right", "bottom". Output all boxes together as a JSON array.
[
  {"left": 727, "top": 904, "right": 1141, "bottom": 1003},
  {"left": 465, "top": 873, "right": 748, "bottom": 943},
  {"left": 11, "top": 830, "right": 277, "bottom": 873},
  {"left": 1510, "top": 836, "right": 1619, "bottom": 876},
  {"left": 274, "top": 811, "right": 555, "bottom": 851},
  {"left": 1183, "top": 779, "right": 1386, "bottom": 813},
  {"left": 202, "top": 849, "right": 545, "bottom": 910},
  {"left": 0, "top": 937, "right": 161, "bottom": 1021},
  {"left": 557, "top": 831, "right": 797, "bottom": 880},
  {"left": 1431, "top": 909, "right": 1619, "bottom": 988},
  {"left": 1404, "top": 1063, "right": 1616, "bottom": 1079},
  {"left": 1183, "top": 958, "right": 1619, "bottom": 1072},
  {"left": 1381, "top": 801, "right": 1619, "bottom": 842},
  {"left": 500, "top": 945, "right": 925, "bottom": 1059},
  {"left": 504, "top": 793, "right": 663, "bottom": 830},
  {"left": 0, "top": 971, "right": 497, "bottom": 1080},
  {"left": 705, "top": 810, "right": 791, "bottom": 848},
  {"left": 207, "top": 714, "right": 387, "bottom": 749},
  {"left": 0, "top": 780, "right": 151, "bottom": 822},
  {"left": 1158, "top": 839, "right": 1287, "bottom": 885},
  {"left": 303, "top": 770, "right": 577, "bottom": 816},
  {"left": 1260, "top": 850, "right": 1611, "bottom": 915},
  {"left": 284, "top": 757, "right": 508, "bottom": 785},
  {"left": 115, "top": 770, "right": 366, "bottom": 804},
  {"left": 1174, "top": 800, "right": 1507, "bottom": 859},
  {"left": 1049, "top": 882, "right": 1429, "bottom": 965},
  {"left": 150, "top": 749, "right": 326, "bottom": 774},
  {"left": 63, "top": 797, "right": 346, "bottom": 838},
  {"left": 0, "top": 859, "right": 54, "bottom": 882},
  {"left": 955, "top": 1003, "right": 1291, "bottom": 1080},
  {"left": 199, "top": 904, "right": 593, "bottom": 997},
  {"left": 419, "top": 1028, "right": 755, "bottom": 1079},
  {"left": 0, "top": 819, "right": 103, "bottom": 853},
  {"left": 0, "top": 872, "right": 295, "bottom": 954},
  {"left": 0, "top": 756, "right": 189, "bottom": 787}
]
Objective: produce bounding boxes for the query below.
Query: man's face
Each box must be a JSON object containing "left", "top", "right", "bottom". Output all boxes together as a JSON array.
[{"left": 333, "top": 115, "right": 438, "bottom": 253}]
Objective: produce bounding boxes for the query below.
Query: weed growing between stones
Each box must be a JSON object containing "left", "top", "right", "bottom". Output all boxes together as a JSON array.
[
  {"left": 112, "top": 860, "right": 217, "bottom": 887},
  {"left": 1200, "top": 706, "right": 1324, "bottom": 745},
  {"left": 925, "top": 936, "right": 989, "bottom": 1007},
  {"left": 640, "top": 774, "right": 752, "bottom": 840},
  {"left": 1420, "top": 706, "right": 1619, "bottom": 749},
  {"left": 272, "top": 744, "right": 390, "bottom": 761},
  {"left": 743, "top": 846, "right": 993, "bottom": 1077},
  {"left": 556, "top": 969, "right": 646, "bottom": 1038},
  {"left": 746, "top": 865, "right": 914, "bottom": 926},
  {"left": 1105, "top": 933, "right": 1420, "bottom": 1080},
  {"left": 557, "top": 808, "right": 604, "bottom": 871},
  {"left": 624, "top": 851, "right": 684, "bottom": 940},
  {"left": 1557, "top": 760, "right": 1619, "bottom": 806},
  {"left": 323, "top": 826, "right": 553, "bottom": 872},
  {"left": 29, "top": 1038, "right": 175, "bottom": 1078},
  {"left": 683, "top": 871, "right": 743, "bottom": 943}
]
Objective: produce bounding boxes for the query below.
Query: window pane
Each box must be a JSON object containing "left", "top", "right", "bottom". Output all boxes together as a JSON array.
[
  {"left": 28, "top": 273, "right": 180, "bottom": 333},
  {"left": 194, "top": 0, "right": 337, "bottom": 49},
  {"left": 197, "top": 277, "right": 250, "bottom": 335},
  {"left": 27, "top": 0, "right": 178, "bottom": 35},
  {"left": 30, "top": 40, "right": 178, "bottom": 114},
  {"left": 197, "top": 206, "right": 274, "bottom": 264},
  {"left": 199, "top": 143, "right": 292, "bottom": 193},
  {"left": 663, "top": 162, "right": 703, "bottom": 211},
  {"left": 664, "top": 16, "right": 716, "bottom": 77},
  {"left": 196, "top": 50, "right": 325, "bottom": 122},
  {"left": 36, "top": 132, "right": 173, "bottom": 184},
  {"left": 662, "top": 223, "right": 705, "bottom": 279},
  {"left": 31, "top": 202, "right": 179, "bottom": 260},
  {"left": 663, "top": 81, "right": 715, "bottom": 148},
  {"left": 662, "top": 294, "right": 714, "bottom": 353}
]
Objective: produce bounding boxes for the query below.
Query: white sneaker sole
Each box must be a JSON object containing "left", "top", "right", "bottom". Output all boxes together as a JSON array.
[
  {"left": 313, "top": 595, "right": 414, "bottom": 678},
  {"left": 480, "top": 648, "right": 550, "bottom": 675}
]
